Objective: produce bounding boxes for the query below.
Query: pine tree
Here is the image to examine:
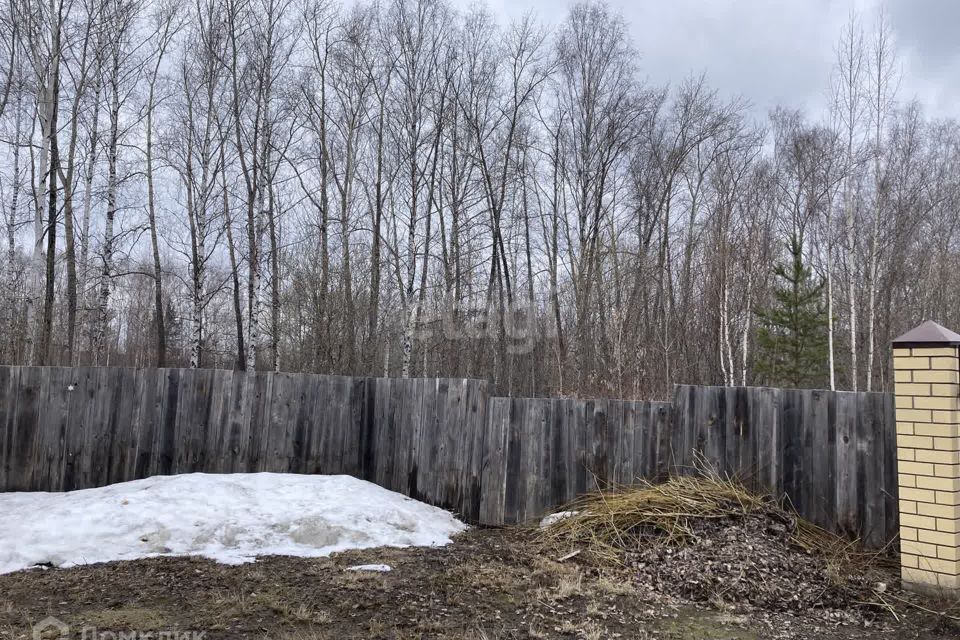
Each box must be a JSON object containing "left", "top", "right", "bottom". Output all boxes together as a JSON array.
[{"left": 755, "top": 235, "right": 830, "bottom": 388}]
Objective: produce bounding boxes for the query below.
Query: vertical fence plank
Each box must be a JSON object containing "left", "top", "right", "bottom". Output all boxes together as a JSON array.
[
  {"left": 479, "top": 397, "right": 510, "bottom": 525},
  {"left": 204, "top": 369, "right": 232, "bottom": 474},
  {"left": 130, "top": 368, "right": 159, "bottom": 481},
  {"left": 157, "top": 368, "right": 180, "bottom": 476},
  {"left": 637, "top": 401, "right": 655, "bottom": 479},
  {"left": 753, "top": 386, "right": 780, "bottom": 494},
  {"left": 548, "top": 398, "right": 568, "bottom": 506},
  {"left": 859, "top": 391, "right": 887, "bottom": 547},
  {"left": 0, "top": 366, "right": 17, "bottom": 491},
  {"left": 8, "top": 367, "right": 41, "bottom": 491},
  {"left": 307, "top": 375, "right": 329, "bottom": 474},
  {"left": 37, "top": 367, "right": 70, "bottom": 491},
  {"left": 267, "top": 372, "right": 296, "bottom": 475},
  {"left": 653, "top": 402, "right": 672, "bottom": 481},
  {"left": 835, "top": 391, "right": 858, "bottom": 537},
  {"left": 804, "top": 389, "right": 834, "bottom": 531},
  {"left": 404, "top": 378, "right": 425, "bottom": 500},
  {"left": 224, "top": 370, "right": 248, "bottom": 473},
  {"left": 615, "top": 401, "right": 633, "bottom": 485},
  {"left": 632, "top": 401, "right": 649, "bottom": 479},
  {"left": 590, "top": 400, "right": 609, "bottom": 490},
  {"left": 105, "top": 367, "right": 136, "bottom": 484},
  {"left": 605, "top": 400, "right": 623, "bottom": 486},
  {"left": 346, "top": 376, "right": 367, "bottom": 477},
  {"left": 371, "top": 377, "right": 392, "bottom": 487},
  {"left": 503, "top": 397, "right": 525, "bottom": 524},
  {"left": 334, "top": 375, "right": 354, "bottom": 476},
  {"left": 522, "top": 398, "right": 547, "bottom": 522},
  {"left": 461, "top": 379, "right": 489, "bottom": 522},
  {"left": 670, "top": 385, "right": 693, "bottom": 473}
]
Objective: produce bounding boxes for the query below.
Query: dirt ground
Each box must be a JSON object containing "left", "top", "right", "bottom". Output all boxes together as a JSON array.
[{"left": 1, "top": 527, "right": 958, "bottom": 640}]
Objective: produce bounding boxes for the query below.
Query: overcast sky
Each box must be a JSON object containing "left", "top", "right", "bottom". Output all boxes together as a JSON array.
[{"left": 456, "top": 0, "right": 960, "bottom": 122}]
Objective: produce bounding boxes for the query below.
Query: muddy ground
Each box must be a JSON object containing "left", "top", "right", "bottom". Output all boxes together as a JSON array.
[{"left": 1, "top": 527, "right": 958, "bottom": 640}]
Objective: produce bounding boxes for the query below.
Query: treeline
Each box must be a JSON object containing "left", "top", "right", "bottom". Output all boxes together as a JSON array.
[{"left": 0, "top": 0, "right": 956, "bottom": 399}]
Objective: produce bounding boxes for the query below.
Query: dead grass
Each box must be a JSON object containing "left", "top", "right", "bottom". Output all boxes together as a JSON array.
[
  {"left": 253, "top": 592, "right": 330, "bottom": 625},
  {"left": 538, "top": 471, "right": 871, "bottom": 569},
  {"left": 593, "top": 572, "right": 636, "bottom": 597},
  {"left": 271, "top": 629, "right": 329, "bottom": 640},
  {"left": 446, "top": 560, "right": 524, "bottom": 592},
  {"left": 209, "top": 588, "right": 330, "bottom": 628},
  {"left": 74, "top": 606, "right": 172, "bottom": 631},
  {"left": 578, "top": 620, "right": 607, "bottom": 640},
  {"left": 554, "top": 572, "right": 583, "bottom": 600}
]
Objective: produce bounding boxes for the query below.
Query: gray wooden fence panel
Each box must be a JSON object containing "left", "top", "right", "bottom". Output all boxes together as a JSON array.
[
  {"left": 671, "top": 384, "right": 898, "bottom": 545},
  {"left": 0, "top": 367, "right": 898, "bottom": 545}
]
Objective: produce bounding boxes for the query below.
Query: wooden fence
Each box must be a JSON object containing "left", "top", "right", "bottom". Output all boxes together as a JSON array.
[
  {"left": 0, "top": 366, "right": 897, "bottom": 545},
  {"left": 671, "top": 385, "right": 897, "bottom": 548}
]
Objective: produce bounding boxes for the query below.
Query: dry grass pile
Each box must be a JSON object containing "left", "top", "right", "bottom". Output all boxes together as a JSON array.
[
  {"left": 538, "top": 473, "right": 889, "bottom": 615},
  {"left": 538, "top": 474, "right": 833, "bottom": 560}
]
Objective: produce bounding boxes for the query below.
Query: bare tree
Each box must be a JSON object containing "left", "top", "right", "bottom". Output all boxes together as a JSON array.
[
  {"left": 144, "top": 0, "right": 182, "bottom": 366},
  {"left": 93, "top": 0, "right": 141, "bottom": 365},
  {"left": 831, "top": 10, "right": 866, "bottom": 391},
  {"left": 864, "top": 8, "right": 899, "bottom": 391}
]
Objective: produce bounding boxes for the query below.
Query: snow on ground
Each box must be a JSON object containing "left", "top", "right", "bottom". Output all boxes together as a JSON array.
[
  {"left": 347, "top": 563, "right": 392, "bottom": 572},
  {"left": 0, "top": 473, "right": 467, "bottom": 574},
  {"left": 539, "top": 511, "right": 578, "bottom": 528}
]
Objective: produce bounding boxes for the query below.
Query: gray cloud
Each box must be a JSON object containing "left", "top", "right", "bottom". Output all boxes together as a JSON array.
[
  {"left": 454, "top": 0, "right": 958, "bottom": 121},
  {"left": 886, "top": 0, "right": 960, "bottom": 117},
  {"left": 887, "top": 0, "right": 960, "bottom": 66}
]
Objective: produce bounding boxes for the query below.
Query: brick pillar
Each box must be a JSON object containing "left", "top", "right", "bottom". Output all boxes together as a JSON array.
[{"left": 893, "top": 320, "right": 960, "bottom": 592}]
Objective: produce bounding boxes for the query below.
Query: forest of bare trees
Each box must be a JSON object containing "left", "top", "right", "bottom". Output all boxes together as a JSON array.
[{"left": 0, "top": 0, "right": 957, "bottom": 399}]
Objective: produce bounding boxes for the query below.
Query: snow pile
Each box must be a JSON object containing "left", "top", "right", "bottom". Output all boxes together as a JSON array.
[{"left": 0, "top": 473, "right": 466, "bottom": 574}]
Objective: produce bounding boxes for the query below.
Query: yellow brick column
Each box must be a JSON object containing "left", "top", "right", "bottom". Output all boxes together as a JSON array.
[{"left": 893, "top": 320, "right": 960, "bottom": 592}]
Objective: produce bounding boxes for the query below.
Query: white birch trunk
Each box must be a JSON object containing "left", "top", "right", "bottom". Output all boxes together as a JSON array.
[
  {"left": 246, "top": 170, "right": 268, "bottom": 373},
  {"left": 845, "top": 191, "right": 858, "bottom": 392},
  {"left": 741, "top": 261, "right": 754, "bottom": 387},
  {"left": 400, "top": 301, "right": 416, "bottom": 379},
  {"left": 246, "top": 253, "right": 260, "bottom": 372},
  {"left": 722, "top": 276, "right": 734, "bottom": 387},
  {"left": 94, "top": 79, "right": 120, "bottom": 365},
  {"left": 866, "top": 228, "right": 879, "bottom": 391},
  {"left": 826, "top": 202, "right": 835, "bottom": 390},
  {"left": 26, "top": 93, "right": 51, "bottom": 366},
  {"left": 6, "top": 97, "right": 23, "bottom": 357},
  {"left": 190, "top": 284, "right": 203, "bottom": 368}
]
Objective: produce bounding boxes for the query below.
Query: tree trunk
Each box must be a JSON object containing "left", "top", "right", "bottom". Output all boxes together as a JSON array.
[
  {"left": 38, "top": 30, "right": 62, "bottom": 366},
  {"left": 94, "top": 78, "right": 120, "bottom": 365},
  {"left": 146, "top": 84, "right": 166, "bottom": 367}
]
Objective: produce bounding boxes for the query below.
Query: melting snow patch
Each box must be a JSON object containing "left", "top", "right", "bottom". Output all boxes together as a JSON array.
[
  {"left": 539, "top": 511, "right": 578, "bottom": 528},
  {"left": 347, "top": 564, "right": 392, "bottom": 572},
  {"left": 0, "top": 473, "right": 467, "bottom": 574}
]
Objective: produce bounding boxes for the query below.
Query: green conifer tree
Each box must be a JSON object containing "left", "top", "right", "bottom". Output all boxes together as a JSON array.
[{"left": 755, "top": 234, "right": 829, "bottom": 388}]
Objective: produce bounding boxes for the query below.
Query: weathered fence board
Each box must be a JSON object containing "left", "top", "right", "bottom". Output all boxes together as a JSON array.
[
  {"left": 0, "top": 367, "right": 898, "bottom": 546},
  {"left": 670, "top": 385, "right": 898, "bottom": 547}
]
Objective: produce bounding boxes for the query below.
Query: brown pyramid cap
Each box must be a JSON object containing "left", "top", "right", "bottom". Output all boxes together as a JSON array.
[{"left": 893, "top": 320, "right": 960, "bottom": 346}]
